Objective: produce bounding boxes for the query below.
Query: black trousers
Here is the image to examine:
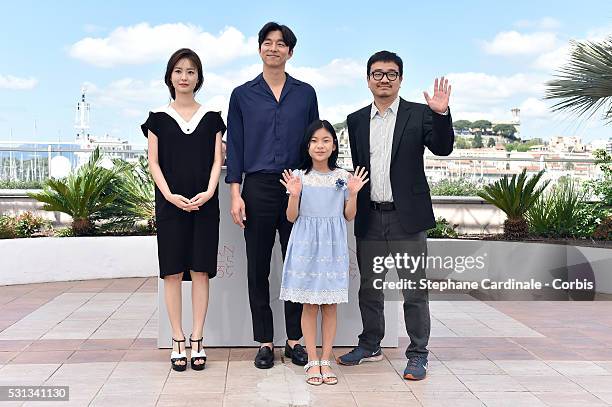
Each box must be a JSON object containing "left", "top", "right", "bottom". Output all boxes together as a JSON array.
[
  {"left": 356, "top": 208, "right": 430, "bottom": 358},
  {"left": 242, "top": 173, "right": 303, "bottom": 343}
]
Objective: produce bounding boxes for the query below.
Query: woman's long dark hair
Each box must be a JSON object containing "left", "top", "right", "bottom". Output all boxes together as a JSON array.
[{"left": 298, "top": 119, "right": 339, "bottom": 174}]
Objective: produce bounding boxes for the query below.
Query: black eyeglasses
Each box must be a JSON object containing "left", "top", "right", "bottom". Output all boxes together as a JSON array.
[{"left": 369, "top": 71, "right": 400, "bottom": 81}]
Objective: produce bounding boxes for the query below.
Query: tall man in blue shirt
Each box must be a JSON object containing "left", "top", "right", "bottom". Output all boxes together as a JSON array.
[{"left": 225, "top": 22, "right": 319, "bottom": 369}]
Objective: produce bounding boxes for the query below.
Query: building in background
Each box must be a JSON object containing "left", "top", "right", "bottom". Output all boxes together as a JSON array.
[{"left": 0, "top": 89, "right": 140, "bottom": 182}]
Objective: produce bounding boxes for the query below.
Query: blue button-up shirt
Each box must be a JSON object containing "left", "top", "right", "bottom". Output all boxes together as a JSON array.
[{"left": 225, "top": 73, "right": 319, "bottom": 184}]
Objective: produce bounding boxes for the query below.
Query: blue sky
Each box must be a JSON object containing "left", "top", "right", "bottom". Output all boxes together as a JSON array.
[{"left": 0, "top": 0, "right": 611, "bottom": 146}]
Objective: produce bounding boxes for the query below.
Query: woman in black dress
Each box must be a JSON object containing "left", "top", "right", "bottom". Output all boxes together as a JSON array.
[{"left": 141, "top": 48, "right": 225, "bottom": 371}]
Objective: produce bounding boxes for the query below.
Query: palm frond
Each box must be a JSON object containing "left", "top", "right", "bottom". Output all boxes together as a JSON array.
[
  {"left": 478, "top": 169, "right": 550, "bottom": 220},
  {"left": 545, "top": 37, "right": 612, "bottom": 122}
]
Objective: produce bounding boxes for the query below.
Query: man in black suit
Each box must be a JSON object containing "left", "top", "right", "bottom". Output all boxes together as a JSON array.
[{"left": 337, "top": 51, "right": 454, "bottom": 381}]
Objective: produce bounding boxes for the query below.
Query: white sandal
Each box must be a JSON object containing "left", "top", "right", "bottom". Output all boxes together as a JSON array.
[
  {"left": 320, "top": 360, "right": 338, "bottom": 385},
  {"left": 304, "top": 360, "right": 322, "bottom": 386},
  {"left": 170, "top": 337, "right": 187, "bottom": 372},
  {"left": 189, "top": 335, "right": 207, "bottom": 371}
]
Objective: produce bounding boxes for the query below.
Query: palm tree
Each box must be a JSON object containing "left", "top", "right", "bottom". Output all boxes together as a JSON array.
[
  {"left": 29, "top": 148, "right": 122, "bottom": 235},
  {"left": 545, "top": 37, "right": 612, "bottom": 121},
  {"left": 101, "top": 156, "right": 156, "bottom": 233},
  {"left": 545, "top": 37, "right": 612, "bottom": 239},
  {"left": 478, "top": 169, "right": 550, "bottom": 239}
]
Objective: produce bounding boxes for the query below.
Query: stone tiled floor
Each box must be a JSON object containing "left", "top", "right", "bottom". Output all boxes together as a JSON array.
[{"left": 1, "top": 278, "right": 612, "bottom": 406}]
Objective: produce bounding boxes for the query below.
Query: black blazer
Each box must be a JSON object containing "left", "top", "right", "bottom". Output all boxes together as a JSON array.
[{"left": 347, "top": 98, "right": 455, "bottom": 237}]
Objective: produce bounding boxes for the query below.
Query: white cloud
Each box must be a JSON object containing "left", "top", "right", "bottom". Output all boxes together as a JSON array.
[
  {"left": 83, "top": 79, "right": 168, "bottom": 110},
  {"left": 446, "top": 72, "right": 544, "bottom": 108},
  {"left": 533, "top": 44, "right": 571, "bottom": 71},
  {"left": 514, "top": 17, "right": 561, "bottom": 30},
  {"left": 202, "top": 58, "right": 364, "bottom": 95},
  {"left": 481, "top": 24, "right": 609, "bottom": 73},
  {"left": 586, "top": 24, "right": 612, "bottom": 41},
  {"left": 0, "top": 74, "right": 38, "bottom": 90},
  {"left": 320, "top": 100, "right": 370, "bottom": 124},
  {"left": 202, "top": 64, "right": 262, "bottom": 95},
  {"left": 287, "top": 59, "right": 363, "bottom": 88},
  {"left": 81, "top": 58, "right": 365, "bottom": 125},
  {"left": 203, "top": 94, "right": 228, "bottom": 116},
  {"left": 86, "top": 68, "right": 556, "bottom": 134},
  {"left": 483, "top": 31, "right": 558, "bottom": 56},
  {"left": 372, "top": 73, "right": 548, "bottom": 123},
  {"left": 69, "top": 23, "right": 257, "bottom": 68},
  {"left": 532, "top": 24, "right": 612, "bottom": 72},
  {"left": 121, "top": 108, "right": 144, "bottom": 118},
  {"left": 429, "top": 72, "right": 549, "bottom": 124},
  {"left": 519, "top": 97, "right": 550, "bottom": 119},
  {"left": 449, "top": 109, "right": 510, "bottom": 123}
]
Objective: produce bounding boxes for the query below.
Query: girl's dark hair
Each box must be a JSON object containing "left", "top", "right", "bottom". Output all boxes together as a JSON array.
[
  {"left": 258, "top": 22, "right": 297, "bottom": 52},
  {"left": 298, "top": 120, "right": 339, "bottom": 173},
  {"left": 164, "top": 48, "right": 204, "bottom": 99}
]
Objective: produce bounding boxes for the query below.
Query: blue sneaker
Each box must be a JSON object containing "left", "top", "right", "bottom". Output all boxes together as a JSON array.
[
  {"left": 336, "top": 346, "right": 383, "bottom": 366},
  {"left": 403, "top": 355, "right": 428, "bottom": 380}
]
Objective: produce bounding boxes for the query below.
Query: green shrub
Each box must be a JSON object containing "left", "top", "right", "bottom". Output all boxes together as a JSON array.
[
  {"left": 29, "top": 147, "right": 123, "bottom": 236},
  {"left": 99, "top": 156, "right": 156, "bottom": 233},
  {"left": 454, "top": 137, "right": 471, "bottom": 149},
  {"left": 0, "top": 212, "right": 50, "bottom": 238},
  {"left": 14, "top": 212, "right": 49, "bottom": 238},
  {"left": 527, "top": 180, "right": 581, "bottom": 237},
  {"left": 54, "top": 227, "right": 74, "bottom": 237},
  {"left": 28, "top": 149, "right": 159, "bottom": 236},
  {"left": 0, "top": 215, "right": 16, "bottom": 239},
  {"left": 574, "top": 202, "right": 609, "bottom": 238},
  {"left": 430, "top": 178, "right": 483, "bottom": 196},
  {"left": 593, "top": 216, "right": 612, "bottom": 240},
  {"left": 428, "top": 217, "right": 458, "bottom": 238},
  {"left": 0, "top": 180, "right": 45, "bottom": 189},
  {"left": 584, "top": 149, "right": 612, "bottom": 208},
  {"left": 528, "top": 179, "right": 609, "bottom": 238}
]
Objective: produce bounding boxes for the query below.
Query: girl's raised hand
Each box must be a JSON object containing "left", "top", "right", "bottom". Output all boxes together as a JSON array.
[
  {"left": 347, "top": 166, "right": 369, "bottom": 196},
  {"left": 280, "top": 169, "right": 302, "bottom": 197}
]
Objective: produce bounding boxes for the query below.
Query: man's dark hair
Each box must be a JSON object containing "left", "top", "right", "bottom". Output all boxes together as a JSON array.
[
  {"left": 367, "top": 50, "right": 403, "bottom": 77},
  {"left": 258, "top": 22, "right": 297, "bottom": 52},
  {"left": 164, "top": 48, "right": 203, "bottom": 100}
]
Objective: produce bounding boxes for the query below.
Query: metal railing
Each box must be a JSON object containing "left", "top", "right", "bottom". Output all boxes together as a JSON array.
[{"left": 0, "top": 145, "right": 604, "bottom": 184}]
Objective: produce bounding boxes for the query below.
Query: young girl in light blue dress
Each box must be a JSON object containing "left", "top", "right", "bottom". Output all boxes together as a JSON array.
[{"left": 279, "top": 119, "right": 368, "bottom": 386}]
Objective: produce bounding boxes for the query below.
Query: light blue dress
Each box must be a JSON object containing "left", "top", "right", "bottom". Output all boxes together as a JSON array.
[{"left": 279, "top": 168, "right": 350, "bottom": 304}]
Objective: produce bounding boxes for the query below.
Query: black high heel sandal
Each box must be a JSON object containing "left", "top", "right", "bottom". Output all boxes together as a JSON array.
[
  {"left": 171, "top": 337, "right": 187, "bottom": 372},
  {"left": 189, "top": 334, "right": 207, "bottom": 371}
]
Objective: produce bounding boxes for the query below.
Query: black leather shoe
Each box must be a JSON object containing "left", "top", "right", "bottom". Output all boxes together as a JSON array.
[
  {"left": 254, "top": 345, "right": 275, "bottom": 369},
  {"left": 284, "top": 341, "right": 308, "bottom": 366}
]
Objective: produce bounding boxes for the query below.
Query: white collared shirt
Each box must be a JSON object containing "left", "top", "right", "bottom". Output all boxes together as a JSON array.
[{"left": 369, "top": 96, "right": 400, "bottom": 202}]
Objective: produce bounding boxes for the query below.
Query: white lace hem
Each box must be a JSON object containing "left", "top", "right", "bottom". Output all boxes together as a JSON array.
[{"left": 279, "top": 287, "right": 348, "bottom": 304}]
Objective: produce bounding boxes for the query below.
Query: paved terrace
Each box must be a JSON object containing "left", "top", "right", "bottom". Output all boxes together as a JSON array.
[{"left": 1, "top": 278, "right": 612, "bottom": 406}]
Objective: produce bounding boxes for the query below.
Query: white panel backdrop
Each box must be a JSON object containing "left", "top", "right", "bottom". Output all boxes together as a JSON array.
[{"left": 158, "top": 175, "right": 398, "bottom": 348}]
